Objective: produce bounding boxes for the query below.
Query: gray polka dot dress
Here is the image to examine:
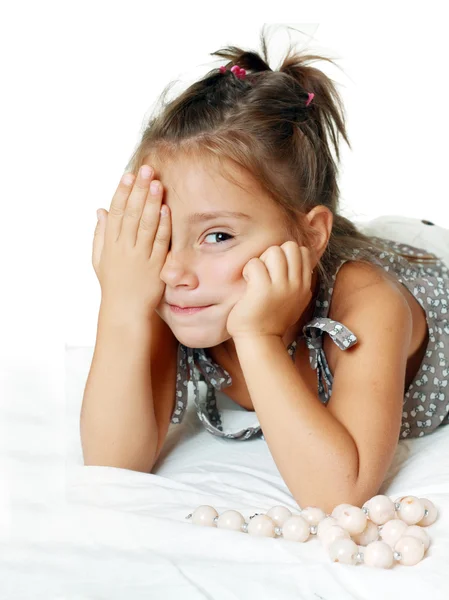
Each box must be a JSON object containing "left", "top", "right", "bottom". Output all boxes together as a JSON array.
[{"left": 170, "top": 237, "right": 449, "bottom": 441}]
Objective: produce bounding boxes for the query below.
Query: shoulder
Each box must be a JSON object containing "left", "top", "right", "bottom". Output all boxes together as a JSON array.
[{"left": 323, "top": 259, "right": 413, "bottom": 372}]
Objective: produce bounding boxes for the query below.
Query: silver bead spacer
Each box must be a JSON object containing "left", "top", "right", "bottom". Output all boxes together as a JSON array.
[
  {"left": 213, "top": 516, "right": 219, "bottom": 523},
  {"left": 274, "top": 526, "right": 282, "bottom": 536},
  {"left": 185, "top": 513, "right": 192, "bottom": 520},
  {"left": 424, "top": 508, "right": 429, "bottom": 517},
  {"left": 355, "top": 551, "right": 364, "bottom": 563},
  {"left": 361, "top": 506, "right": 369, "bottom": 516},
  {"left": 394, "top": 502, "right": 401, "bottom": 511},
  {"left": 393, "top": 550, "right": 402, "bottom": 561},
  {"left": 310, "top": 525, "right": 317, "bottom": 535},
  {"left": 241, "top": 522, "right": 248, "bottom": 533}
]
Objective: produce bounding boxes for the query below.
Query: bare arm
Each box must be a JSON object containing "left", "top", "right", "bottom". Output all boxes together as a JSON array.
[
  {"left": 80, "top": 303, "right": 158, "bottom": 472},
  {"left": 83, "top": 162, "right": 173, "bottom": 472},
  {"left": 234, "top": 284, "right": 412, "bottom": 514}
]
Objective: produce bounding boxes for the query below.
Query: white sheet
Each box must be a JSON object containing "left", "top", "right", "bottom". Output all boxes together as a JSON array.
[{"left": 3, "top": 216, "right": 449, "bottom": 599}]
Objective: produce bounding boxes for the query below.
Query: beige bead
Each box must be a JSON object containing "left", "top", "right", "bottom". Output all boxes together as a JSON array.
[
  {"left": 351, "top": 519, "right": 379, "bottom": 545},
  {"left": 216, "top": 510, "right": 245, "bottom": 532},
  {"left": 416, "top": 498, "right": 438, "bottom": 526},
  {"left": 396, "top": 496, "right": 425, "bottom": 525},
  {"left": 191, "top": 505, "right": 219, "bottom": 527},
  {"left": 394, "top": 535, "right": 425, "bottom": 566},
  {"left": 365, "top": 494, "right": 396, "bottom": 525},
  {"left": 363, "top": 540, "right": 394, "bottom": 569},
  {"left": 328, "top": 538, "right": 359, "bottom": 565},
  {"left": 321, "top": 525, "right": 351, "bottom": 550},
  {"left": 281, "top": 515, "right": 310, "bottom": 542},
  {"left": 246, "top": 514, "right": 276, "bottom": 537},
  {"left": 336, "top": 506, "right": 367, "bottom": 535},
  {"left": 331, "top": 503, "right": 353, "bottom": 520},
  {"left": 300, "top": 506, "right": 327, "bottom": 527},
  {"left": 266, "top": 505, "right": 292, "bottom": 527},
  {"left": 379, "top": 519, "right": 408, "bottom": 548},
  {"left": 317, "top": 516, "right": 339, "bottom": 541},
  {"left": 404, "top": 525, "right": 430, "bottom": 551}
]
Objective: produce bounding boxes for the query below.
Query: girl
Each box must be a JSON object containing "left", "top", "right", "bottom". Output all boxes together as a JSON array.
[{"left": 85, "top": 27, "right": 449, "bottom": 513}]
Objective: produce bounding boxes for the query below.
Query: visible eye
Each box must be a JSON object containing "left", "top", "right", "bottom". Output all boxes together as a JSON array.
[{"left": 203, "top": 232, "right": 234, "bottom": 245}]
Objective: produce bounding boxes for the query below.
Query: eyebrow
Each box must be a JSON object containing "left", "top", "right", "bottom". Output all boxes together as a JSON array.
[{"left": 187, "top": 211, "right": 252, "bottom": 224}]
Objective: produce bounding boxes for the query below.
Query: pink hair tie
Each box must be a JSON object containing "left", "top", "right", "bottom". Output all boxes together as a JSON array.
[
  {"left": 306, "top": 92, "right": 315, "bottom": 107},
  {"left": 219, "top": 64, "right": 247, "bottom": 80},
  {"left": 219, "top": 66, "right": 314, "bottom": 108}
]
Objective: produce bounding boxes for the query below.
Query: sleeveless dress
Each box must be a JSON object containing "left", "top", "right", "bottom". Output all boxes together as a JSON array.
[{"left": 170, "top": 237, "right": 449, "bottom": 441}]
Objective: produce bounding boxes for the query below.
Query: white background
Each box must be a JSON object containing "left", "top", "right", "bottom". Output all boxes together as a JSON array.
[{"left": 1, "top": 5, "right": 448, "bottom": 362}]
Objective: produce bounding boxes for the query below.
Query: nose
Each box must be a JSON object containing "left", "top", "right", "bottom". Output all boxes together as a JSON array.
[{"left": 159, "top": 250, "right": 198, "bottom": 288}]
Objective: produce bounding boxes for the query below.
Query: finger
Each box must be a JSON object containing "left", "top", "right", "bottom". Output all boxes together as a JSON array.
[
  {"left": 243, "top": 257, "right": 271, "bottom": 287},
  {"left": 281, "top": 241, "right": 302, "bottom": 283},
  {"left": 261, "top": 246, "right": 288, "bottom": 285},
  {"left": 144, "top": 203, "right": 171, "bottom": 263},
  {"left": 298, "top": 245, "right": 313, "bottom": 284},
  {"left": 120, "top": 165, "right": 158, "bottom": 247},
  {"left": 106, "top": 171, "right": 137, "bottom": 245},
  {"left": 136, "top": 178, "right": 166, "bottom": 249},
  {"left": 92, "top": 209, "right": 108, "bottom": 273}
]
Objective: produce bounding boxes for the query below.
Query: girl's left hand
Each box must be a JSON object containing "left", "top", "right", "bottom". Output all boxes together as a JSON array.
[{"left": 226, "top": 241, "right": 315, "bottom": 340}]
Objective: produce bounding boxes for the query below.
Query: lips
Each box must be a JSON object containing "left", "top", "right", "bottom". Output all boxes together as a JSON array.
[{"left": 168, "top": 303, "right": 211, "bottom": 308}]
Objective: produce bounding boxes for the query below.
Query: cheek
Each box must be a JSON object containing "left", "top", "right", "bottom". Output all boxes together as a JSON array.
[{"left": 204, "top": 257, "right": 244, "bottom": 282}]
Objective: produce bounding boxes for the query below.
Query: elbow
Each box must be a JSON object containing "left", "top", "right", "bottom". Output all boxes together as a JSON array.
[
  {"left": 292, "top": 472, "right": 363, "bottom": 515},
  {"left": 293, "top": 482, "right": 379, "bottom": 515},
  {"left": 83, "top": 456, "right": 154, "bottom": 474}
]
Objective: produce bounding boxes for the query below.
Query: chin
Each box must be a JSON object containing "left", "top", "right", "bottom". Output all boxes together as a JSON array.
[
  {"left": 174, "top": 328, "right": 229, "bottom": 350},
  {"left": 158, "top": 304, "right": 233, "bottom": 349}
]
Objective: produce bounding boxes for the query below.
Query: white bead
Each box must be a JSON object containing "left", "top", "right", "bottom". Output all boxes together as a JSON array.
[
  {"left": 317, "top": 516, "right": 339, "bottom": 541},
  {"left": 246, "top": 514, "right": 276, "bottom": 537},
  {"left": 365, "top": 494, "right": 396, "bottom": 525},
  {"left": 336, "top": 506, "right": 367, "bottom": 535},
  {"left": 394, "top": 495, "right": 407, "bottom": 505},
  {"left": 281, "top": 515, "right": 310, "bottom": 542},
  {"left": 321, "top": 525, "right": 350, "bottom": 550},
  {"left": 266, "top": 505, "right": 292, "bottom": 527},
  {"left": 363, "top": 540, "right": 394, "bottom": 569},
  {"left": 300, "top": 506, "right": 327, "bottom": 526},
  {"left": 404, "top": 525, "right": 430, "bottom": 551},
  {"left": 379, "top": 519, "right": 408, "bottom": 548},
  {"left": 351, "top": 519, "right": 379, "bottom": 545},
  {"left": 394, "top": 535, "right": 425, "bottom": 566},
  {"left": 328, "top": 537, "right": 359, "bottom": 565},
  {"left": 416, "top": 498, "right": 438, "bottom": 526},
  {"left": 331, "top": 503, "right": 353, "bottom": 520},
  {"left": 216, "top": 510, "right": 245, "bottom": 532},
  {"left": 191, "top": 505, "right": 219, "bottom": 527},
  {"left": 396, "top": 496, "right": 425, "bottom": 525}
]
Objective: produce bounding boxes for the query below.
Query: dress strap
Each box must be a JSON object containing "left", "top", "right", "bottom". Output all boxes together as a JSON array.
[{"left": 302, "top": 317, "right": 358, "bottom": 370}]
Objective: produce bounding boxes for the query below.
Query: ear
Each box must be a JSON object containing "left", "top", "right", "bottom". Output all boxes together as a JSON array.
[{"left": 304, "top": 206, "right": 333, "bottom": 261}]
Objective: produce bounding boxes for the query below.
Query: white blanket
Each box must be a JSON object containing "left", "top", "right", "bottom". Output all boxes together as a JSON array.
[{"left": 4, "top": 216, "right": 449, "bottom": 599}]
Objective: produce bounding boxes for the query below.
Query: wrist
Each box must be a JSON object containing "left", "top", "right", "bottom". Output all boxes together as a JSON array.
[
  {"left": 98, "top": 301, "right": 153, "bottom": 335},
  {"left": 233, "top": 333, "right": 283, "bottom": 351}
]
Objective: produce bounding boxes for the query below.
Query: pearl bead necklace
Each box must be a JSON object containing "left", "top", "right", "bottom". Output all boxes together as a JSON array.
[{"left": 186, "top": 494, "right": 438, "bottom": 568}]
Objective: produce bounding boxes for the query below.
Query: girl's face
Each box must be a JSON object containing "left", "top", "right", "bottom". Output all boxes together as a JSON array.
[{"left": 150, "top": 155, "right": 300, "bottom": 349}]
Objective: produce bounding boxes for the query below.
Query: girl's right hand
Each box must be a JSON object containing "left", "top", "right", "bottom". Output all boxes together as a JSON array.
[{"left": 92, "top": 165, "right": 171, "bottom": 319}]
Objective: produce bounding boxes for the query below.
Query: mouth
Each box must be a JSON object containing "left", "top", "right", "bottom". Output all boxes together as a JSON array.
[{"left": 168, "top": 304, "right": 213, "bottom": 315}]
